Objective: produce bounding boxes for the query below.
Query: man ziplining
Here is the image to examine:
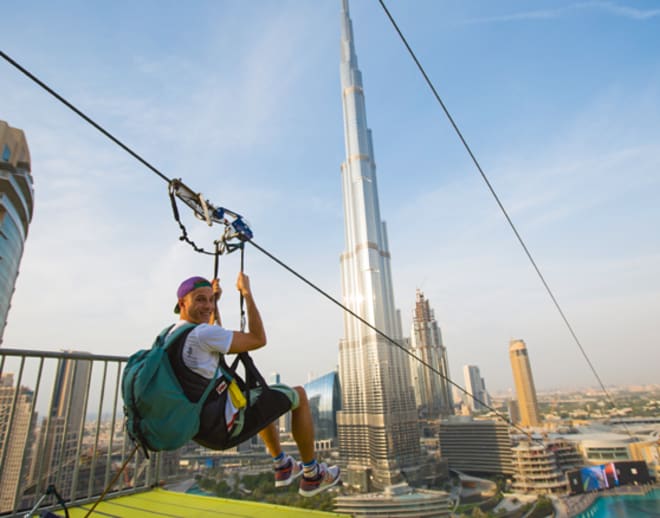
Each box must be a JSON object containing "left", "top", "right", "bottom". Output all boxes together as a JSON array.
[{"left": 168, "top": 273, "right": 340, "bottom": 497}]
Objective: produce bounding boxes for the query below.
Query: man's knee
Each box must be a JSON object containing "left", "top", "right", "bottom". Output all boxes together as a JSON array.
[{"left": 294, "top": 386, "right": 308, "bottom": 408}]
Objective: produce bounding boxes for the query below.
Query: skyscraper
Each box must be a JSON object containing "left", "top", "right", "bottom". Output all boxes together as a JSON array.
[
  {"left": 463, "top": 365, "right": 488, "bottom": 412},
  {"left": 409, "top": 290, "right": 453, "bottom": 418},
  {"left": 303, "top": 371, "right": 342, "bottom": 443},
  {"left": 0, "top": 121, "right": 33, "bottom": 345},
  {"left": 336, "top": 0, "right": 421, "bottom": 490},
  {"left": 0, "top": 373, "right": 37, "bottom": 512},
  {"left": 508, "top": 339, "right": 540, "bottom": 427},
  {"left": 33, "top": 356, "right": 92, "bottom": 499}
]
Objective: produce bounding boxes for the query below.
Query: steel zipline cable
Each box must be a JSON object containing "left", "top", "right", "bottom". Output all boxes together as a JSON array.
[
  {"left": 376, "top": 0, "right": 628, "bottom": 432},
  {"left": 0, "top": 46, "right": 615, "bottom": 440},
  {"left": 248, "top": 240, "right": 537, "bottom": 440},
  {"left": 0, "top": 48, "right": 527, "bottom": 434},
  {"left": 0, "top": 51, "right": 171, "bottom": 184}
]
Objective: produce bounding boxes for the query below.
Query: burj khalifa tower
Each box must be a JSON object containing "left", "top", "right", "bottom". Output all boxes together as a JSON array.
[{"left": 336, "top": 0, "right": 422, "bottom": 490}]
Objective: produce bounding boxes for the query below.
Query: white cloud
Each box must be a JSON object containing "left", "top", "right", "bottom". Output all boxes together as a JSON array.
[
  {"left": 466, "top": 1, "right": 660, "bottom": 24},
  {"left": 588, "top": 1, "right": 660, "bottom": 20}
]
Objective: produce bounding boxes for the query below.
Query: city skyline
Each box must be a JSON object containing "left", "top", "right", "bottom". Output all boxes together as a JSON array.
[
  {"left": 1, "top": 347, "right": 656, "bottom": 514},
  {"left": 0, "top": 1, "right": 658, "bottom": 394}
]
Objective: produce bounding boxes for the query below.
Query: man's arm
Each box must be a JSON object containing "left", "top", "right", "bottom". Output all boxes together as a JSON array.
[{"left": 228, "top": 273, "right": 267, "bottom": 353}]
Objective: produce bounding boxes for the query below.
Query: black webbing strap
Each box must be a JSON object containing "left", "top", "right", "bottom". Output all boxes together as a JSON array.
[
  {"left": 168, "top": 181, "right": 214, "bottom": 255},
  {"left": 213, "top": 240, "right": 221, "bottom": 279},
  {"left": 213, "top": 243, "right": 269, "bottom": 399},
  {"left": 239, "top": 243, "right": 246, "bottom": 332},
  {"left": 235, "top": 244, "right": 267, "bottom": 388},
  {"left": 185, "top": 241, "right": 283, "bottom": 451}
]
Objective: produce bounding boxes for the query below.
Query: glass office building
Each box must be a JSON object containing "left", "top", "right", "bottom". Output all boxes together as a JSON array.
[
  {"left": 0, "top": 121, "right": 33, "bottom": 344},
  {"left": 303, "top": 371, "right": 341, "bottom": 441}
]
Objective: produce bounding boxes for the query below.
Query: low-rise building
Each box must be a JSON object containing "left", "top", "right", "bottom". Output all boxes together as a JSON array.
[
  {"left": 511, "top": 440, "right": 570, "bottom": 494},
  {"left": 438, "top": 416, "right": 513, "bottom": 475},
  {"left": 334, "top": 483, "right": 450, "bottom": 517},
  {"left": 561, "top": 430, "right": 660, "bottom": 478}
]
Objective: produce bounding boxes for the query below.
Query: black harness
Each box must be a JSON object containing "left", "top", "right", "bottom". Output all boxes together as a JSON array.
[{"left": 168, "top": 326, "right": 293, "bottom": 450}]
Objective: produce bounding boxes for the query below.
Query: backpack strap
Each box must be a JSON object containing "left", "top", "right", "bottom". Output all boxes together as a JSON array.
[
  {"left": 160, "top": 323, "right": 193, "bottom": 350},
  {"left": 150, "top": 324, "right": 176, "bottom": 350},
  {"left": 166, "top": 323, "right": 220, "bottom": 403}
]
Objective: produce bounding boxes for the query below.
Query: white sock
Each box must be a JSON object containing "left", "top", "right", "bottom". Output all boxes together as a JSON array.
[
  {"left": 273, "top": 452, "right": 288, "bottom": 468},
  {"left": 303, "top": 459, "right": 319, "bottom": 478}
]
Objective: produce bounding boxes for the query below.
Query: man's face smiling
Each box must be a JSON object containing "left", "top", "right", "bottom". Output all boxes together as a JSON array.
[{"left": 180, "top": 286, "right": 214, "bottom": 324}]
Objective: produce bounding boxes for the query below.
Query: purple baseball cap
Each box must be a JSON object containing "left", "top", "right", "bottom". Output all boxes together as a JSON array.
[{"left": 174, "top": 276, "right": 212, "bottom": 313}]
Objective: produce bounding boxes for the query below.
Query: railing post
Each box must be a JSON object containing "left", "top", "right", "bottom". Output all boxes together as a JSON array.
[
  {"left": 12, "top": 357, "right": 44, "bottom": 514},
  {"left": 1, "top": 357, "right": 25, "bottom": 515},
  {"left": 88, "top": 361, "right": 108, "bottom": 499},
  {"left": 70, "top": 357, "right": 93, "bottom": 501}
]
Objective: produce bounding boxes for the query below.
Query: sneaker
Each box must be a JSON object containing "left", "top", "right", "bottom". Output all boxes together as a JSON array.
[
  {"left": 274, "top": 456, "right": 303, "bottom": 487},
  {"left": 298, "top": 462, "right": 341, "bottom": 497}
]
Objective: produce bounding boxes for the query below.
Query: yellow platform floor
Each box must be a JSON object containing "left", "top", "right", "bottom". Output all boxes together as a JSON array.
[{"left": 57, "top": 488, "right": 344, "bottom": 517}]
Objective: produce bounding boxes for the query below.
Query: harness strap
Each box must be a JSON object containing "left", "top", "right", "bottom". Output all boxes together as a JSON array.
[
  {"left": 213, "top": 239, "right": 221, "bottom": 279},
  {"left": 212, "top": 242, "right": 269, "bottom": 403},
  {"left": 168, "top": 180, "right": 213, "bottom": 255},
  {"left": 239, "top": 243, "right": 246, "bottom": 332}
]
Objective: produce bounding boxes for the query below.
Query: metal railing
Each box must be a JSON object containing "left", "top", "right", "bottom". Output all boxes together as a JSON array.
[{"left": 0, "top": 348, "right": 182, "bottom": 517}]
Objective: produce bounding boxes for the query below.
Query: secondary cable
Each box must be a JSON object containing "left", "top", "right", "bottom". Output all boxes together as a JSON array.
[{"left": 376, "top": 0, "right": 627, "bottom": 432}]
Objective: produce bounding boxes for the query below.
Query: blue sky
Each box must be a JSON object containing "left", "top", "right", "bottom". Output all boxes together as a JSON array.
[{"left": 2, "top": 0, "right": 659, "bottom": 394}]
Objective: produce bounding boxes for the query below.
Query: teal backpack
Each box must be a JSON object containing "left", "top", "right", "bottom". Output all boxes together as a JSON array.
[{"left": 121, "top": 323, "right": 219, "bottom": 455}]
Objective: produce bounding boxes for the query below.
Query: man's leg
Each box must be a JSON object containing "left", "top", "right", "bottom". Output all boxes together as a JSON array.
[
  {"left": 259, "top": 387, "right": 314, "bottom": 463},
  {"left": 258, "top": 421, "right": 281, "bottom": 457},
  {"left": 291, "top": 386, "right": 341, "bottom": 497},
  {"left": 291, "top": 386, "right": 315, "bottom": 463},
  {"left": 258, "top": 403, "right": 303, "bottom": 489},
  {"left": 253, "top": 384, "right": 339, "bottom": 495}
]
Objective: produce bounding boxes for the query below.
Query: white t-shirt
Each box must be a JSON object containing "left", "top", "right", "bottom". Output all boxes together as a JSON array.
[
  {"left": 169, "top": 320, "right": 238, "bottom": 429},
  {"left": 169, "top": 320, "right": 233, "bottom": 378}
]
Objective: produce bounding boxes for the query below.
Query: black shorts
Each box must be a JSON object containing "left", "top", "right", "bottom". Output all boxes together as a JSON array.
[{"left": 195, "top": 384, "right": 298, "bottom": 450}]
